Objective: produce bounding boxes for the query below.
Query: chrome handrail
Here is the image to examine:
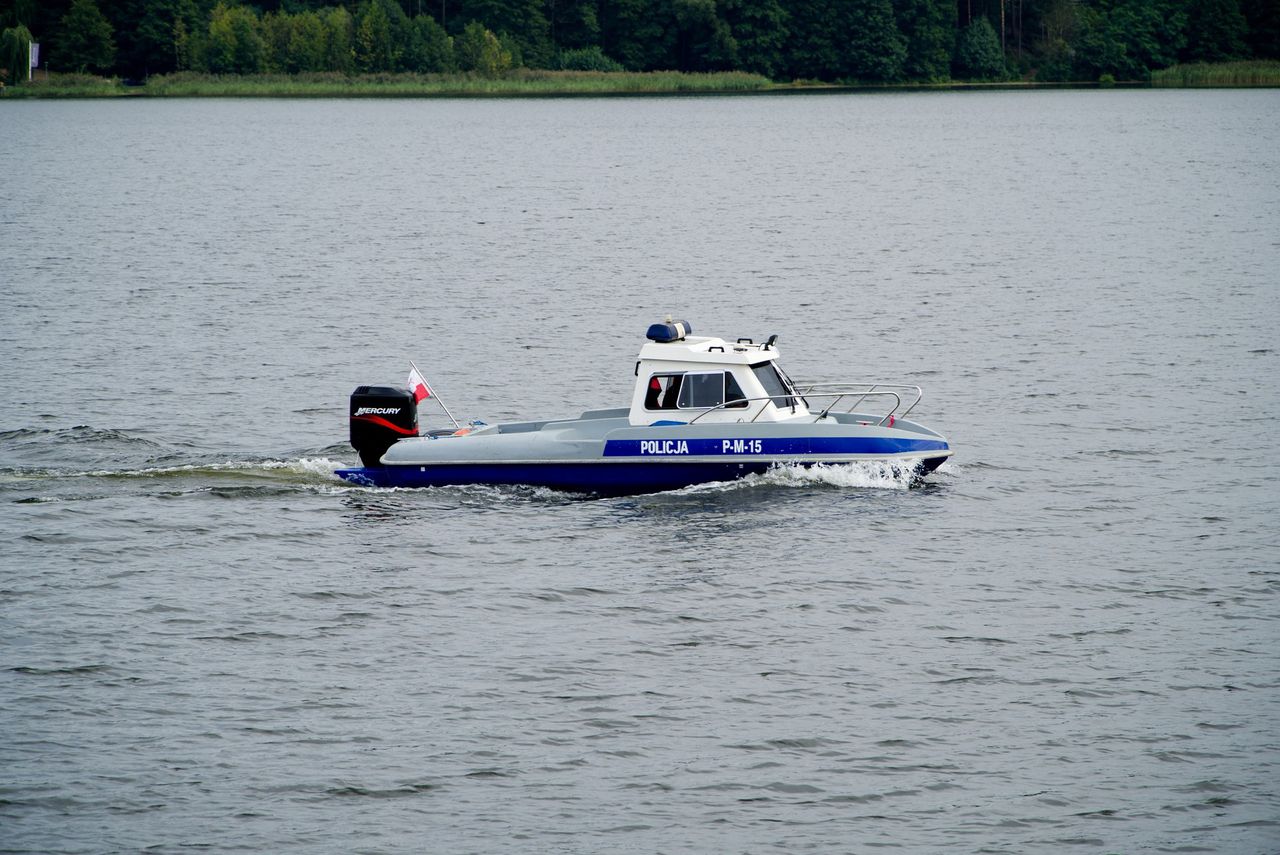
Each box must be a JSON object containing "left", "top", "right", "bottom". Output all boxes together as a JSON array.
[
  {"left": 795, "top": 383, "right": 924, "bottom": 421},
  {"left": 684, "top": 395, "right": 800, "bottom": 425},
  {"left": 684, "top": 389, "right": 911, "bottom": 427}
]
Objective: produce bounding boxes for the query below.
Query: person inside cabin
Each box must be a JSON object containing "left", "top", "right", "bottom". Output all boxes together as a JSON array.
[
  {"left": 645, "top": 375, "right": 684, "bottom": 410},
  {"left": 645, "top": 376, "right": 663, "bottom": 409}
]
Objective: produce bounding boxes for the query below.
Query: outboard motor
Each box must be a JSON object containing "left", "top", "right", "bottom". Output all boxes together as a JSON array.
[{"left": 350, "top": 385, "right": 418, "bottom": 467}]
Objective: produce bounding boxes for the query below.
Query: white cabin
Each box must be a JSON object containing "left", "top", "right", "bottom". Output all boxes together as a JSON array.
[{"left": 627, "top": 321, "right": 810, "bottom": 426}]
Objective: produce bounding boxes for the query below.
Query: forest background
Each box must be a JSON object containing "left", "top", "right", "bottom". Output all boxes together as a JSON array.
[{"left": 1, "top": 0, "right": 1278, "bottom": 87}]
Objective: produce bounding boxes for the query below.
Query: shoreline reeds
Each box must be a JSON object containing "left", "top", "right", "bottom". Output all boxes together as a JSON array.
[
  {"left": 1150, "top": 61, "right": 1280, "bottom": 87},
  {"left": 2, "top": 70, "right": 773, "bottom": 98}
]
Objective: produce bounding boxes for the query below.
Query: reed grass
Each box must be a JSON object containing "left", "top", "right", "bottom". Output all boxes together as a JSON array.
[
  {"left": 1150, "top": 61, "right": 1280, "bottom": 87},
  {"left": 141, "top": 70, "right": 772, "bottom": 97},
  {"left": 0, "top": 72, "right": 127, "bottom": 97},
  {"left": 1, "top": 69, "right": 771, "bottom": 98}
]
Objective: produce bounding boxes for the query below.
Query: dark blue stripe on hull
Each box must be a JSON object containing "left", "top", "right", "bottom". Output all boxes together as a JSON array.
[
  {"left": 337, "top": 461, "right": 775, "bottom": 495},
  {"left": 335, "top": 456, "right": 947, "bottom": 496}
]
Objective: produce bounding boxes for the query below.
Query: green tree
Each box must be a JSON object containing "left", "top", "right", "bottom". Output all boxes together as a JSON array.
[
  {"left": 954, "top": 16, "right": 1005, "bottom": 78},
  {"left": 1071, "top": 5, "right": 1126, "bottom": 78},
  {"left": 786, "top": 0, "right": 839, "bottom": 78},
  {"left": 100, "top": 0, "right": 200, "bottom": 78},
  {"left": 1069, "top": 0, "right": 1184, "bottom": 81},
  {"left": 897, "top": 0, "right": 955, "bottom": 80},
  {"left": 405, "top": 13, "right": 454, "bottom": 70},
  {"left": 322, "top": 6, "right": 355, "bottom": 72},
  {"left": 260, "top": 9, "right": 291, "bottom": 72},
  {"left": 554, "top": 44, "right": 622, "bottom": 69},
  {"left": 787, "top": 0, "right": 904, "bottom": 81},
  {"left": 458, "top": 0, "right": 549, "bottom": 65},
  {"left": 7, "top": 0, "right": 63, "bottom": 78},
  {"left": 547, "top": 0, "right": 599, "bottom": 51},
  {"left": 1033, "top": 35, "right": 1073, "bottom": 80},
  {"left": 455, "top": 19, "right": 510, "bottom": 73},
  {"left": 59, "top": 0, "right": 117, "bottom": 73},
  {"left": 353, "top": 0, "right": 417, "bottom": 69},
  {"left": 200, "top": 2, "right": 265, "bottom": 74},
  {"left": 2, "top": 0, "right": 39, "bottom": 29},
  {"left": 667, "top": 0, "right": 736, "bottom": 71},
  {"left": 1183, "top": 0, "right": 1249, "bottom": 62},
  {"left": 845, "top": 0, "right": 905, "bottom": 80},
  {"left": 229, "top": 3, "right": 263, "bottom": 72},
  {"left": 720, "top": 0, "right": 788, "bottom": 79},
  {"left": 600, "top": 0, "right": 673, "bottom": 70},
  {"left": 1241, "top": 0, "right": 1280, "bottom": 58},
  {"left": 287, "top": 10, "right": 328, "bottom": 72},
  {"left": 1032, "top": 0, "right": 1099, "bottom": 63},
  {"left": 1, "top": 24, "right": 34, "bottom": 83},
  {"left": 355, "top": 0, "right": 395, "bottom": 70},
  {"left": 228, "top": 4, "right": 263, "bottom": 72},
  {"left": 497, "top": 29, "right": 524, "bottom": 65},
  {"left": 1034, "top": 0, "right": 1079, "bottom": 69},
  {"left": 1113, "top": 0, "right": 1185, "bottom": 74},
  {"left": 174, "top": 16, "right": 191, "bottom": 69}
]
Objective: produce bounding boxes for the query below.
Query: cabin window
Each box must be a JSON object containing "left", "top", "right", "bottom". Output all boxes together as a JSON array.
[
  {"left": 645, "top": 374, "right": 684, "bottom": 410},
  {"left": 774, "top": 363, "right": 809, "bottom": 408},
  {"left": 751, "top": 361, "right": 796, "bottom": 409},
  {"left": 678, "top": 372, "right": 727, "bottom": 409},
  {"left": 645, "top": 372, "right": 749, "bottom": 410},
  {"left": 724, "top": 373, "right": 749, "bottom": 408}
]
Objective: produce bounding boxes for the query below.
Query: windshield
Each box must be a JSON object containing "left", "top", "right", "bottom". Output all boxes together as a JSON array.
[{"left": 751, "top": 361, "right": 797, "bottom": 410}]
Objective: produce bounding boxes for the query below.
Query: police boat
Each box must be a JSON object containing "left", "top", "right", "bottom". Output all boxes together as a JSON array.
[{"left": 336, "top": 320, "right": 952, "bottom": 495}]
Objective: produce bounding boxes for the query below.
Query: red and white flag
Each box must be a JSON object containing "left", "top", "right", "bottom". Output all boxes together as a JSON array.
[{"left": 407, "top": 364, "right": 431, "bottom": 404}]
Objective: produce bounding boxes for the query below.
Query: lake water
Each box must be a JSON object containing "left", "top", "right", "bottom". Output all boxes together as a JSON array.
[{"left": 1, "top": 90, "right": 1278, "bottom": 854}]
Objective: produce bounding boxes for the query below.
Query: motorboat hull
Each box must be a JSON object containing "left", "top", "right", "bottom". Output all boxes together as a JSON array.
[
  {"left": 335, "top": 454, "right": 948, "bottom": 496},
  {"left": 334, "top": 410, "right": 950, "bottom": 495}
]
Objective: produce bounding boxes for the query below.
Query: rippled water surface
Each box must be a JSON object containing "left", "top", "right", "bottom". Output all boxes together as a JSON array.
[{"left": 2, "top": 91, "right": 1278, "bottom": 854}]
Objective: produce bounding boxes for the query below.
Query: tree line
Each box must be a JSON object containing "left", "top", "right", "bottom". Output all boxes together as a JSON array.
[{"left": 3, "top": 0, "right": 1278, "bottom": 85}]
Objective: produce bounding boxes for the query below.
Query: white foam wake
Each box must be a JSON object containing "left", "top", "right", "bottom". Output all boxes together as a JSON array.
[
  {"left": 49, "top": 457, "right": 350, "bottom": 482},
  {"left": 670, "top": 461, "right": 922, "bottom": 495}
]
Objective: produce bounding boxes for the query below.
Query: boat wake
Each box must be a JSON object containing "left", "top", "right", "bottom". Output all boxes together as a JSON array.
[
  {"left": 106, "top": 457, "right": 345, "bottom": 482},
  {"left": 1, "top": 457, "right": 348, "bottom": 484},
  {"left": 0, "top": 455, "right": 355, "bottom": 505},
  {"left": 670, "top": 460, "right": 947, "bottom": 496}
]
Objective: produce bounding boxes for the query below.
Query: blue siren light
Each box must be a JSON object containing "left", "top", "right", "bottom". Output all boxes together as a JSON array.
[{"left": 646, "top": 320, "right": 692, "bottom": 343}]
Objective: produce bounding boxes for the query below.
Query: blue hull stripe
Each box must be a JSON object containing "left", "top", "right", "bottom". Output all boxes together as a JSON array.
[{"left": 335, "top": 453, "right": 948, "bottom": 496}]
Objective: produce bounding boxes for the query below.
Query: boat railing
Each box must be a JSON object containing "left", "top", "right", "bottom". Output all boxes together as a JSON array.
[
  {"left": 796, "top": 382, "right": 924, "bottom": 423},
  {"left": 685, "top": 384, "right": 921, "bottom": 427}
]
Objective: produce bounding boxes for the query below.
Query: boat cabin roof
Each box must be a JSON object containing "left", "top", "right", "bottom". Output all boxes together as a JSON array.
[{"left": 635, "top": 335, "right": 781, "bottom": 367}]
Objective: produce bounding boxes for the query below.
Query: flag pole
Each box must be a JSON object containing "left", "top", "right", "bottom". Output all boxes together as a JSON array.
[{"left": 410, "top": 359, "right": 461, "bottom": 429}]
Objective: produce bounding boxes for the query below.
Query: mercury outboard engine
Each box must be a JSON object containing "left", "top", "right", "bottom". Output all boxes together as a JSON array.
[{"left": 350, "top": 385, "right": 418, "bottom": 467}]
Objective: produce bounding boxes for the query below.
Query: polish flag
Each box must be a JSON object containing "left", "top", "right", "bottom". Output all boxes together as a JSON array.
[{"left": 407, "top": 365, "right": 431, "bottom": 404}]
